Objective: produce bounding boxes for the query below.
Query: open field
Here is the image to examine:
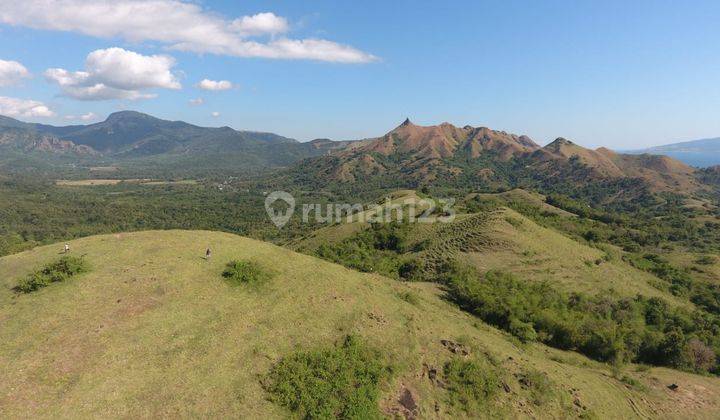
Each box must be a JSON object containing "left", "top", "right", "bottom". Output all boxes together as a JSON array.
[
  {"left": 55, "top": 179, "right": 198, "bottom": 187},
  {"left": 1, "top": 231, "right": 719, "bottom": 418}
]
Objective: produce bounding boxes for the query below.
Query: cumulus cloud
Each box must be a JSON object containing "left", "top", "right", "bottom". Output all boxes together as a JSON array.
[
  {"left": 0, "top": 59, "right": 30, "bottom": 86},
  {"left": 211, "top": 111, "right": 220, "bottom": 117},
  {"left": 44, "top": 48, "right": 180, "bottom": 100},
  {"left": 230, "top": 12, "right": 288, "bottom": 36},
  {"left": 0, "top": 96, "right": 55, "bottom": 118},
  {"left": 197, "top": 79, "right": 233, "bottom": 91},
  {"left": 0, "top": 1, "right": 376, "bottom": 63},
  {"left": 64, "top": 112, "right": 97, "bottom": 121},
  {"left": 189, "top": 97, "right": 204, "bottom": 106}
]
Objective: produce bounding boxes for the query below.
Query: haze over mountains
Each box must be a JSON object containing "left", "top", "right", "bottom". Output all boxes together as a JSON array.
[
  {"left": 0, "top": 111, "right": 339, "bottom": 171},
  {"left": 627, "top": 138, "right": 720, "bottom": 168}
]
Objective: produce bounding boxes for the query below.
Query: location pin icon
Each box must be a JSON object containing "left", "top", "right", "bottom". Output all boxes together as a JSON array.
[{"left": 265, "top": 191, "right": 296, "bottom": 228}]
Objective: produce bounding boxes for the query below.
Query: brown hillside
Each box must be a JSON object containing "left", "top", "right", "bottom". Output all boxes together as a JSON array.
[
  {"left": 291, "top": 121, "right": 705, "bottom": 196},
  {"left": 534, "top": 139, "right": 700, "bottom": 192},
  {"left": 359, "top": 119, "right": 539, "bottom": 161}
]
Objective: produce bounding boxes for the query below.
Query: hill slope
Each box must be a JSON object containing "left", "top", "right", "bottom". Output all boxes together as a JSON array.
[
  {"left": 2, "top": 231, "right": 718, "bottom": 418},
  {"left": 293, "top": 190, "right": 688, "bottom": 305}
]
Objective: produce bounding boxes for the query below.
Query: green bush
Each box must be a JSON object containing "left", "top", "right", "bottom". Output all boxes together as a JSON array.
[
  {"left": 315, "top": 223, "right": 414, "bottom": 279},
  {"left": 509, "top": 318, "right": 537, "bottom": 343},
  {"left": 397, "top": 290, "right": 420, "bottom": 306},
  {"left": 695, "top": 255, "right": 717, "bottom": 265},
  {"left": 264, "top": 335, "right": 388, "bottom": 419},
  {"left": 443, "top": 357, "right": 500, "bottom": 413},
  {"left": 221, "top": 260, "right": 272, "bottom": 286},
  {"left": 398, "top": 258, "right": 424, "bottom": 281},
  {"left": 15, "top": 256, "right": 89, "bottom": 293},
  {"left": 443, "top": 264, "right": 720, "bottom": 373},
  {"left": 518, "top": 369, "right": 555, "bottom": 405}
]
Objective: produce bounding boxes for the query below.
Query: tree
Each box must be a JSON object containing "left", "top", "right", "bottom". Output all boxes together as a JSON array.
[{"left": 685, "top": 338, "right": 716, "bottom": 373}]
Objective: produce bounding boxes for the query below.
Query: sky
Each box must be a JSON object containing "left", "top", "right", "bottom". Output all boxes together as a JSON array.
[{"left": 1, "top": 0, "right": 719, "bottom": 149}]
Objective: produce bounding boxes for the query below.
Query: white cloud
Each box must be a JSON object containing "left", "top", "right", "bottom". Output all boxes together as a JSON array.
[
  {"left": 197, "top": 79, "right": 233, "bottom": 91},
  {"left": 211, "top": 111, "right": 220, "bottom": 117},
  {"left": 64, "top": 112, "right": 97, "bottom": 121},
  {"left": 44, "top": 48, "right": 179, "bottom": 100},
  {"left": 0, "top": 1, "right": 376, "bottom": 63},
  {"left": 0, "top": 59, "right": 30, "bottom": 86},
  {"left": 0, "top": 96, "right": 55, "bottom": 118},
  {"left": 189, "top": 97, "right": 204, "bottom": 106},
  {"left": 230, "top": 12, "right": 288, "bottom": 36}
]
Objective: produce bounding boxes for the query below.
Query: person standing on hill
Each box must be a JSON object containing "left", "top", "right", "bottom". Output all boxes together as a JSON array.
[
  {"left": 64, "top": 243, "right": 70, "bottom": 254},
  {"left": 205, "top": 247, "right": 212, "bottom": 260}
]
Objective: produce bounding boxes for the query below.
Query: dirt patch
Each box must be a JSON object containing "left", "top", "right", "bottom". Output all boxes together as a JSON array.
[
  {"left": 422, "top": 363, "right": 443, "bottom": 387},
  {"left": 646, "top": 376, "right": 720, "bottom": 415},
  {"left": 440, "top": 339, "right": 470, "bottom": 356},
  {"left": 386, "top": 385, "right": 419, "bottom": 419},
  {"left": 368, "top": 312, "right": 388, "bottom": 325}
]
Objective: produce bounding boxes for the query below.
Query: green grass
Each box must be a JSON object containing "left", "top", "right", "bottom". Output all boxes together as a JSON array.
[{"left": 1, "top": 230, "right": 719, "bottom": 418}]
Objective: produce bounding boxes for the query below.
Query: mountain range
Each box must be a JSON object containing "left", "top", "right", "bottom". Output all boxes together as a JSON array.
[
  {"left": 0, "top": 111, "right": 341, "bottom": 172},
  {"left": 288, "top": 119, "right": 705, "bottom": 201},
  {"left": 1, "top": 111, "right": 717, "bottom": 202}
]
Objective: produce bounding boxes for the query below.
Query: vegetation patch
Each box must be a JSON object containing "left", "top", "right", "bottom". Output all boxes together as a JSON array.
[
  {"left": 15, "top": 256, "right": 89, "bottom": 293},
  {"left": 518, "top": 369, "right": 557, "bottom": 406},
  {"left": 443, "top": 357, "right": 500, "bottom": 413},
  {"left": 442, "top": 264, "right": 720, "bottom": 374},
  {"left": 222, "top": 260, "right": 273, "bottom": 286},
  {"left": 695, "top": 255, "right": 717, "bottom": 265},
  {"left": 397, "top": 290, "right": 420, "bottom": 306},
  {"left": 626, "top": 253, "right": 720, "bottom": 313},
  {"left": 315, "top": 223, "right": 412, "bottom": 279},
  {"left": 264, "top": 335, "right": 389, "bottom": 419}
]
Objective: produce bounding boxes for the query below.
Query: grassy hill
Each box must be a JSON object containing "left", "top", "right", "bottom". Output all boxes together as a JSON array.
[
  {"left": 293, "top": 190, "right": 687, "bottom": 304},
  {"left": 2, "top": 230, "right": 720, "bottom": 418}
]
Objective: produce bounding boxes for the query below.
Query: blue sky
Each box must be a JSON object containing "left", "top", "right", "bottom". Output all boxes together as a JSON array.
[{"left": 1, "top": 0, "right": 719, "bottom": 149}]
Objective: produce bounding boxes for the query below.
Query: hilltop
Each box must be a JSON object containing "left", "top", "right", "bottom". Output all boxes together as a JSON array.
[{"left": 2, "top": 230, "right": 720, "bottom": 418}]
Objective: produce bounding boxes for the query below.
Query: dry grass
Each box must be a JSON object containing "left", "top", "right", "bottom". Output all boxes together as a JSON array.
[{"left": 1, "top": 231, "right": 718, "bottom": 418}]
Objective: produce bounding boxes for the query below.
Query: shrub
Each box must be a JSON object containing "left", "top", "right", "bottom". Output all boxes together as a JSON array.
[
  {"left": 221, "top": 260, "right": 272, "bottom": 286},
  {"left": 398, "top": 259, "right": 424, "bottom": 281},
  {"left": 518, "top": 369, "right": 555, "bottom": 405},
  {"left": 685, "top": 338, "right": 717, "bottom": 373},
  {"left": 583, "top": 230, "right": 601, "bottom": 242},
  {"left": 509, "top": 318, "right": 537, "bottom": 343},
  {"left": 695, "top": 255, "right": 717, "bottom": 266},
  {"left": 620, "top": 375, "right": 646, "bottom": 391},
  {"left": 264, "top": 335, "right": 388, "bottom": 419},
  {"left": 443, "top": 357, "right": 500, "bottom": 413},
  {"left": 15, "top": 256, "right": 89, "bottom": 293},
  {"left": 314, "top": 223, "right": 414, "bottom": 280},
  {"left": 397, "top": 291, "right": 420, "bottom": 306},
  {"left": 444, "top": 264, "right": 720, "bottom": 373}
]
